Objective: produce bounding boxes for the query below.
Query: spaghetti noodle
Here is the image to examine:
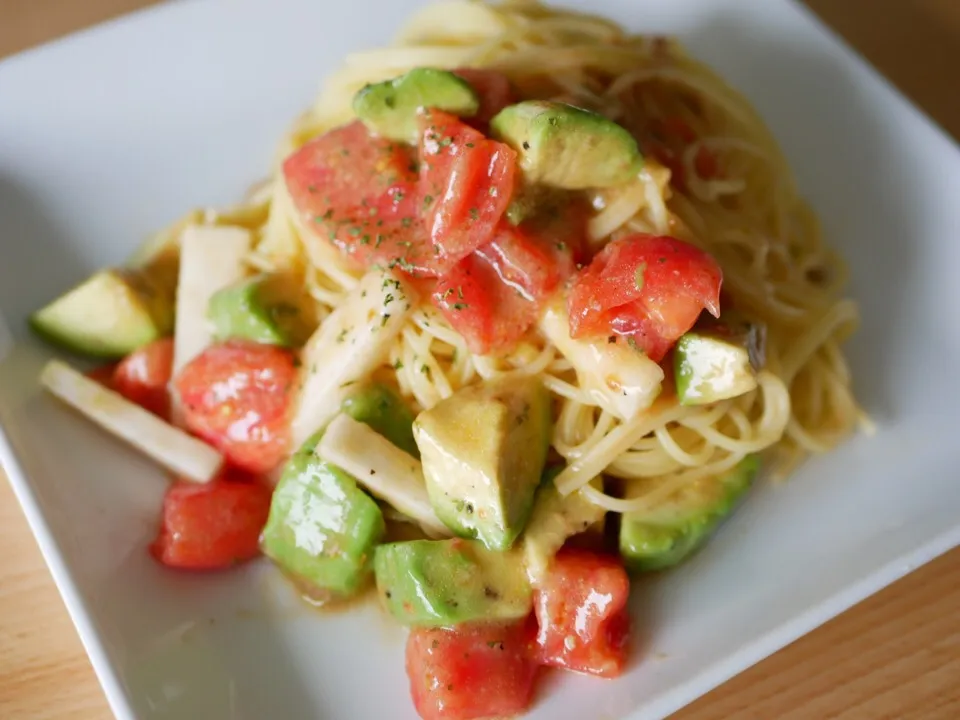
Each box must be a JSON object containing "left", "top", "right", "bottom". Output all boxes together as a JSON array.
[{"left": 210, "top": 0, "right": 864, "bottom": 514}]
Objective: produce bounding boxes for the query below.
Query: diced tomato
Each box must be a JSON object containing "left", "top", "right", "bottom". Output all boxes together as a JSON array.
[
  {"left": 174, "top": 340, "right": 297, "bottom": 474},
  {"left": 283, "top": 121, "right": 435, "bottom": 275},
  {"left": 151, "top": 476, "right": 272, "bottom": 570},
  {"left": 86, "top": 364, "right": 117, "bottom": 388},
  {"left": 533, "top": 549, "right": 631, "bottom": 678},
  {"left": 418, "top": 110, "right": 516, "bottom": 275},
  {"left": 433, "top": 253, "right": 538, "bottom": 355},
  {"left": 452, "top": 68, "right": 516, "bottom": 125},
  {"left": 406, "top": 621, "right": 539, "bottom": 720},
  {"left": 662, "top": 115, "right": 697, "bottom": 144},
  {"left": 477, "top": 200, "right": 589, "bottom": 301},
  {"left": 694, "top": 146, "right": 719, "bottom": 180},
  {"left": 568, "top": 233, "right": 722, "bottom": 362},
  {"left": 112, "top": 337, "right": 174, "bottom": 419}
]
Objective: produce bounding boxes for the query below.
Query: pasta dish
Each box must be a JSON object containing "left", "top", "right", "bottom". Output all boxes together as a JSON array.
[{"left": 32, "top": 2, "right": 867, "bottom": 717}]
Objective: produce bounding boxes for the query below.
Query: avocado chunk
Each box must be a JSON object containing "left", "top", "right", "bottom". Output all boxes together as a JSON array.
[
  {"left": 30, "top": 269, "right": 173, "bottom": 359},
  {"left": 490, "top": 100, "right": 642, "bottom": 189},
  {"left": 674, "top": 315, "right": 766, "bottom": 405},
  {"left": 522, "top": 467, "right": 606, "bottom": 584},
  {"left": 619, "top": 454, "right": 760, "bottom": 572},
  {"left": 341, "top": 383, "right": 419, "bottom": 458},
  {"left": 354, "top": 68, "right": 480, "bottom": 142},
  {"left": 414, "top": 376, "right": 551, "bottom": 550},
  {"left": 261, "top": 436, "right": 385, "bottom": 600},
  {"left": 374, "top": 538, "right": 531, "bottom": 626},
  {"left": 207, "top": 272, "right": 318, "bottom": 347}
]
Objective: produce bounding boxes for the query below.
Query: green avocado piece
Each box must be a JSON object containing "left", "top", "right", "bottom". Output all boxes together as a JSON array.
[
  {"left": 261, "top": 437, "right": 385, "bottom": 600},
  {"left": 374, "top": 538, "right": 531, "bottom": 626},
  {"left": 207, "top": 272, "right": 318, "bottom": 348},
  {"left": 522, "top": 466, "right": 606, "bottom": 583},
  {"left": 674, "top": 314, "right": 766, "bottom": 405},
  {"left": 353, "top": 68, "right": 480, "bottom": 142},
  {"left": 414, "top": 376, "right": 551, "bottom": 550},
  {"left": 29, "top": 269, "right": 173, "bottom": 359},
  {"left": 619, "top": 454, "right": 760, "bottom": 572},
  {"left": 341, "top": 383, "right": 419, "bottom": 458},
  {"left": 490, "top": 100, "right": 643, "bottom": 189}
]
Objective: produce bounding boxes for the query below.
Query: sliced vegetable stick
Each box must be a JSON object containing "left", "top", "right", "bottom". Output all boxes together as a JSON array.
[
  {"left": 291, "top": 269, "right": 418, "bottom": 447},
  {"left": 40, "top": 360, "right": 222, "bottom": 483},
  {"left": 540, "top": 300, "right": 663, "bottom": 421},
  {"left": 172, "top": 224, "right": 252, "bottom": 376},
  {"left": 319, "top": 414, "right": 449, "bottom": 538}
]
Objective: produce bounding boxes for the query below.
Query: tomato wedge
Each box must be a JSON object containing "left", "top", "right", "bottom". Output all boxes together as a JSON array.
[
  {"left": 433, "top": 253, "right": 539, "bottom": 355},
  {"left": 174, "top": 340, "right": 297, "bottom": 474},
  {"left": 568, "top": 233, "right": 722, "bottom": 362},
  {"left": 86, "top": 363, "right": 117, "bottom": 388},
  {"left": 477, "top": 200, "right": 588, "bottom": 301},
  {"left": 112, "top": 337, "right": 174, "bottom": 419},
  {"left": 418, "top": 110, "right": 516, "bottom": 276},
  {"left": 533, "top": 549, "right": 631, "bottom": 678},
  {"left": 283, "top": 121, "right": 436, "bottom": 275},
  {"left": 151, "top": 475, "right": 272, "bottom": 570},
  {"left": 406, "top": 620, "right": 539, "bottom": 720},
  {"left": 452, "top": 68, "right": 516, "bottom": 125}
]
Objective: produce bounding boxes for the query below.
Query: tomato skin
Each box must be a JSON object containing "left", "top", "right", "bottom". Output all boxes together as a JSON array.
[
  {"left": 174, "top": 340, "right": 296, "bottom": 474},
  {"left": 568, "top": 233, "right": 722, "bottom": 362},
  {"left": 418, "top": 110, "right": 516, "bottom": 276},
  {"left": 452, "top": 68, "right": 516, "bottom": 125},
  {"left": 112, "top": 337, "right": 174, "bottom": 419},
  {"left": 283, "top": 121, "right": 435, "bottom": 275},
  {"left": 533, "top": 549, "right": 631, "bottom": 679},
  {"left": 86, "top": 364, "right": 118, "bottom": 388},
  {"left": 477, "top": 200, "right": 588, "bottom": 301},
  {"left": 406, "top": 621, "right": 539, "bottom": 720},
  {"left": 433, "top": 253, "right": 538, "bottom": 356},
  {"left": 151, "top": 476, "right": 272, "bottom": 570}
]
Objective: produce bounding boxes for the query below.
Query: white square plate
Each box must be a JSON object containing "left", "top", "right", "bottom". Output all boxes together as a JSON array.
[{"left": 1, "top": 1, "right": 959, "bottom": 718}]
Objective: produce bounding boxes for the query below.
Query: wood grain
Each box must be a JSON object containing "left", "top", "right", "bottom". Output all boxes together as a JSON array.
[{"left": 0, "top": 1, "right": 958, "bottom": 719}]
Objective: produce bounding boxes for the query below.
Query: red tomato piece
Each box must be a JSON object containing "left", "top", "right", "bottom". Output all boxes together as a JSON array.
[
  {"left": 568, "top": 233, "right": 722, "bottom": 362},
  {"left": 477, "top": 200, "right": 589, "bottom": 302},
  {"left": 86, "top": 363, "right": 117, "bottom": 388},
  {"left": 112, "top": 337, "right": 174, "bottom": 419},
  {"left": 174, "top": 340, "right": 297, "bottom": 474},
  {"left": 452, "top": 68, "right": 516, "bottom": 124},
  {"left": 151, "top": 477, "right": 272, "bottom": 570},
  {"left": 418, "top": 110, "right": 517, "bottom": 275},
  {"left": 283, "top": 121, "right": 435, "bottom": 275},
  {"left": 406, "top": 621, "right": 539, "bottom": 720},
  {"left": 694, "top": 146, "right": 719, "bottom": 180},
  {"left": 433, "top": 253, "right": 538, "bottom": 355},
  {"left": 662, "top": 115, "right": 697, "bottom": 144},
  {"left": 533, "top": 549, "right": 631, "bottom": 678}
]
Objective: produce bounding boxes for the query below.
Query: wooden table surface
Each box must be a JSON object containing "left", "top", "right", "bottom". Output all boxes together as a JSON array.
[{"left": 1, "top": 1, "right": 958, "bottom": 718}]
